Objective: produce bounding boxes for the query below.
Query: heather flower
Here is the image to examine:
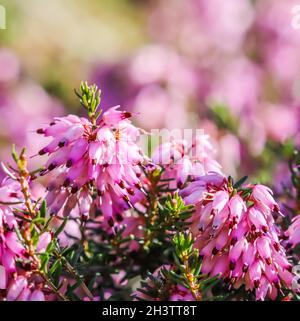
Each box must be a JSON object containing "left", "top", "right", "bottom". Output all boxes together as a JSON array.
[
  {"left": 0, "top": 175, "right": 51, "bottom": 301},
  {"left": 6, "top": 276, "right": 47, "bottom": 301},
  {"left": 37, "top": 103, "right": 147, "bottom": 222},
  {"left": 0, "top": 178, "right": 25, "bottom": 285},
  {"left": 169, "top": 285, "right": 195, "bottom": 301},
  {"left": 152, "top": 134, "right": 222, "bottom": 189},
  {"left": 180, "top": 173, "right": 295, "bottom": 300},
  {"left": 285, "top": 216, "right": 300, "bottom": 249}
]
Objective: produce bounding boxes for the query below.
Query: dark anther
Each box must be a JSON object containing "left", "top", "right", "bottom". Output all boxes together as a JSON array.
[
  {"left": 273, "top": 242, "right": 280, "bottom": 251},
  {"left": 242, "top": 264, "right": 249, "bottom": 273},
  {"left": 38, "top": 148, "right": 47, "bottom": 156},
  {"left": 108, "top": 217, "right": 114, "bottom": 227},
  {"left": 124, "top": 112, "right": 132, "bottom": 118},
  {"left": 266, "top": 257, "right": 272, "bottom": 265},
  {"left": 285, "top": 242, "right": 293, "bottom": 250},
  {"left": 212, "top": 247, "right": 219, "bottom": 256},
  {"left": 230, "top": 237, "right": 237, "bottom": 246},
  {"left": 66, "top": 159, "right": 73, "bottom": 168},
  {"left": 48, "top": 163, "right": 56, "bottom": 171},
  {"left": 36, "top": 128, "right": 45, "bottom": 134},
  {"left": 123, "top": 195, "right": 130, "bottom": 203},
  {"left": 63, "top": 178, "right": 71, "bottom": 187},
  {"left": 135, "top": 182, "right": 142, "bottom": 189},
  {"left": 58, "top": 141, "right": 65, "bottom": 148},
  {"left": 118, "top": 181, "right": 125, "bottom": 189},
  {"left": 116, "top": 214, "right": 123, "bottom": 222},
  {"left": 9, "top": 192, "right": 18, "bottom": 198},
  {"left": 71, "top": 186, "right": 78, "bottom": 194},
  {"left": 127, "top": 188, "right": 135, "bottom": 196},
  {"left": 229, "top": 260, "right": 236, "bottom": 271}
]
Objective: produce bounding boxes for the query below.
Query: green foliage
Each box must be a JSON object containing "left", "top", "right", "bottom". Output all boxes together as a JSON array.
[
  {"left": 134, "top": 232, "right": 223, "bottom": 301},
  {"left": 169, "top": 232, "right": 222, "bottom": 300},
  {"left": 289, "top": 149, "right": 300, "bottom": 207},
  {"left": 75, "top": 81, "right": 102, "bottom": 124},
  {"left": 210, "top": 103, "right": 238, "bottom": 134},
  {"left": 133, "top": 269, "right": 172, "bottom": 301},
  {"left": 233, "top": 175, "right": 248, "bottom": 189}
]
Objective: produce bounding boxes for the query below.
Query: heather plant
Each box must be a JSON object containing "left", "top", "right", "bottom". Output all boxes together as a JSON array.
[{"left": 0, "top": 82, "right": 299, "bottom": 301}]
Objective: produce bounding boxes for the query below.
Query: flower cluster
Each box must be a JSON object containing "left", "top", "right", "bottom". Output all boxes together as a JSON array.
[
  {"left": 37, "top": 102, "right": 147, "bottom": 224},
  {"left": 285, "top": 216, "right": 300, "bottom": 249},
  {"left": 180, "top": 173, "right": 294, "bottom": 300},
  {"left": 0, "top": 174, "right": 51, "bottom": 301},
  {"left": 152, "top": 134, "right": 222, "bottom": 189}
]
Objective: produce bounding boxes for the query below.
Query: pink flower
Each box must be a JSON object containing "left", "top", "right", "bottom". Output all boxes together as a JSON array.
[
  {"left": 180, "top": 173, "right": 294, "bottom": 300},
  {"left": 29, "top": 290, "right": 45, "bottom": 301},
  {"left": 7, "top": 276, "right": 28, "bottom": 301},
  {"left": 0, "top": 177, "right": 26, "bottom": 292},
  {"left": 15, "top": 287, "right": 31, "bottom": 301},
  {"left": 5, "top": 232, "right": 25, "bottom": 255},
  {"left": 37, "top": 106, "right": 147, "bottom": 222},
  {"left": 83, "top": 296, "right": 101, "bottom": 301},
  {"left": 5, "top": 276, "right": 46, "bottom": 301},
  {"left": 152, "top": 135, "right": 222, "bottom": 189},
  {"left": 0, "top": 175, "right": 52, "bottom": 301},
  {"left": 0, "top": 177, "right": 23, "bottom": 228},
  {"left": 285, "top": 215, "right": 300, "bottom": 248},
  {"left": 0, "top": 265, "right": 7, "bottom": 289},
  {"left": 169, "top": 285, "right": 194, "bottom": 301}
]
